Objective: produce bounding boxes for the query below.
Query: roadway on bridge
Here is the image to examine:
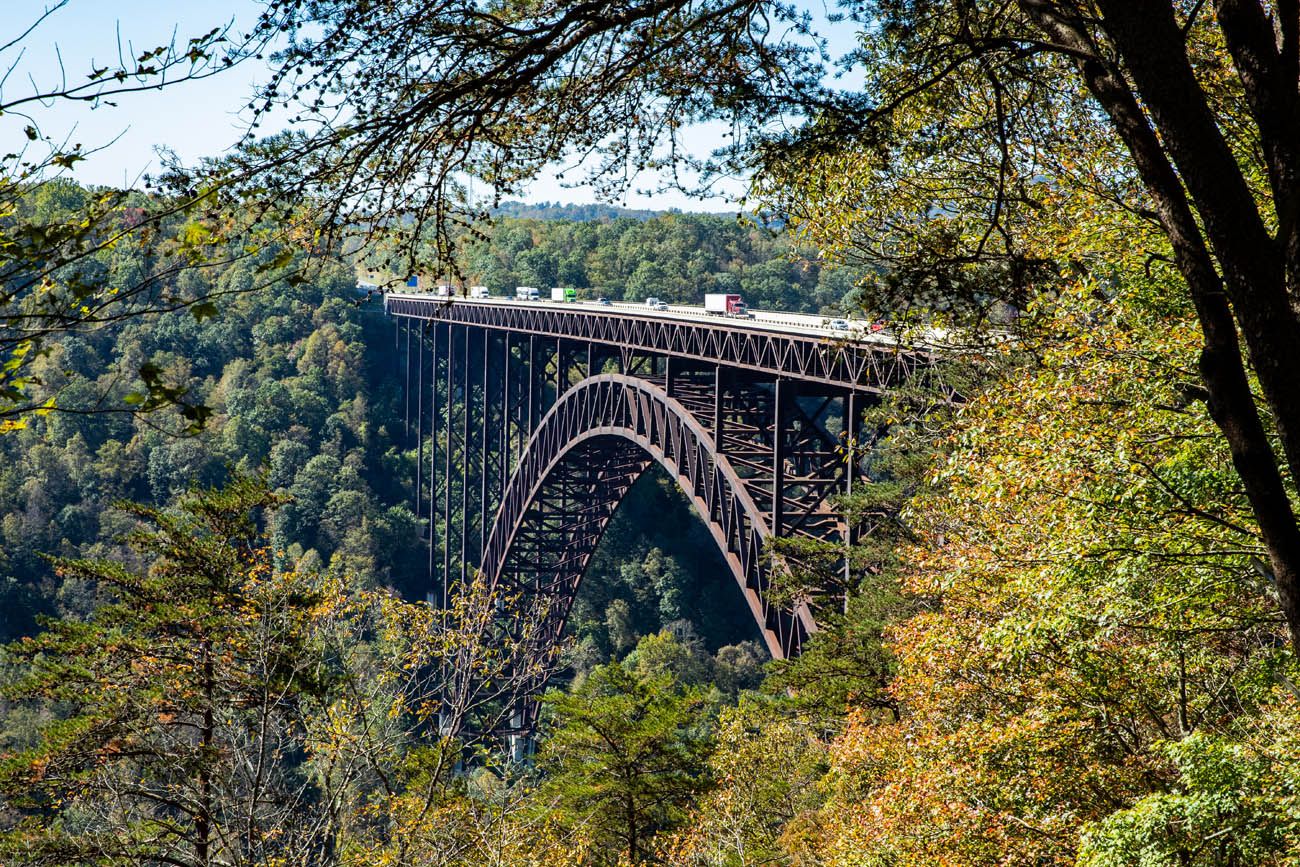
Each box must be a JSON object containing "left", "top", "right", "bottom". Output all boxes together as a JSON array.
[{"left": 382, "top": 291, "right": 936, "bottom": 346}]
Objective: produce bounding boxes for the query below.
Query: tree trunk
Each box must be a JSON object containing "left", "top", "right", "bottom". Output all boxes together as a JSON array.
[
  {"left": 1020, "top": 0, "right": 1300, "bottom": 652},
  {"left": 197, "top": 648, "right": 214, "bottom": 867},
  {"left": 1095, "top": 0, "right": 1300, "bottom": 652}
]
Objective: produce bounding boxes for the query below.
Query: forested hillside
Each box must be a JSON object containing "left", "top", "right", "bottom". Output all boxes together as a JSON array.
[
  {"left": 0, "top": 184, "right": 796, "bottom": 664},
  {"left": 441, "top": 212, "right": 859, "bottom": 313},
  {"left": 4, "top": 178, "right": 1298, "bottom": 865},
  {"left": 489, "top": 200, "right": 666, "bottom": 222}
]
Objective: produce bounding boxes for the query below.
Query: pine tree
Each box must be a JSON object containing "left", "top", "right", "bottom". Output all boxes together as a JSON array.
[
  {"left": 0, "top": 476, "right": 336, "bottom": 866},
  {"left": 535, "top": 655, "right": 712, "bottom": 865}
]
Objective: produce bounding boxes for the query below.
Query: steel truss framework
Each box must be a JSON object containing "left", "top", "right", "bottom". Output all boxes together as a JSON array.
[
  {"left": 391, "top": 304, "right": 938, "bottom": 733},
  {"left": 385, "top": 294, "right": 934, "bottom": 392}
]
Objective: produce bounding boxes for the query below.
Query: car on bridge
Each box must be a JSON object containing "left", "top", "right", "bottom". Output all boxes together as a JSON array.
[{"left": 829, "top": 318, "right": 850, "bottom": 331}]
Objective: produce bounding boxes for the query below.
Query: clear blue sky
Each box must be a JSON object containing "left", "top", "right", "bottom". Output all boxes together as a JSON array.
[{"left": 6, "top": 0, "right": 852, "bottom": 210}]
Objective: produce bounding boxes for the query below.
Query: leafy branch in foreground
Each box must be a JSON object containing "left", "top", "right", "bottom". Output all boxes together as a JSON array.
[
  {"left": 187, "top": 0, "right": 835, "bottom": 281},
  {"left": 0, "top": 4, "right": 290, "bottom": 432},
  {"left": 0, "top": 476, "right": 334, "bottom": 866},
  {"left": 0, "top": 473, "right": 573, "bottom": 866}
]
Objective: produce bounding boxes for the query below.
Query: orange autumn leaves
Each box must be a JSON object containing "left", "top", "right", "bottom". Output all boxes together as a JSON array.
[{"left": 809, "top": 289, "right": 1296, "bottom": 865}]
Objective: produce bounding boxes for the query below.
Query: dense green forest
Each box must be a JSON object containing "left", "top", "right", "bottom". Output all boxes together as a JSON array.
[
  {"left": 406, "top": 210, "right": 859, "bottom": 313},
  {"left": 0, "top": 182, "right": 812, "bottom": 863},
  {"left": 0, "top": 183, "right": 790, "bottom": 662},
  {"left": 6, "top": 181, "right": 1294, "bottom": 867},
  {"left": 489, "top": 200, "right": 667, "bottom": 222}
]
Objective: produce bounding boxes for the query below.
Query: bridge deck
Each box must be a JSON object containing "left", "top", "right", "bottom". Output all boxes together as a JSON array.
[{"left": 384, "top": 292, "right": 937, "bottom": 393}]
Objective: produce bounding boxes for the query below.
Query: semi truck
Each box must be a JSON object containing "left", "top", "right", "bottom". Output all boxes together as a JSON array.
[
  {"left": 516, "top": 286, "right": 540, "bottom": 301},
  {"left": 704, "top": 293, "right": 751, "bottom": 318},
  {"left": 469, "top": 285, "right": 491, "bottom": 298},
  {"left": 551, "top": 287, "right": 577, "bottom": 302}
]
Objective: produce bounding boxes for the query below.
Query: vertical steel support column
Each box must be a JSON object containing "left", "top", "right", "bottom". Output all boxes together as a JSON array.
[
  {"left": 415, "top": 323, "right": 424, "bottom": 517},
  {"left": 527, "top": 335, "right": 537, "bottom": 439},
  {"left": 480, "top": 330, "right": 490, "bottom": 565},
  {"left": 586, "top": 342, "right": 594, "bottom": 379},
  {"left": 460, "top": 326, "right": 471, "bottom": 585},
  {"left": 842, "top": 390, "right": 860, "bottom": 591},
  {"left": 713, "top": 365, "right": 726, "bottom": 447},
  {"left": 843, "top": 391, "right": 859, "bottom": 500},
  {"left": 664, "top": 354, "right": 674, "bottom": 398},
  {"left": 429, "top": 322, "right": 440, "bottom": 592},
  {"left": 555, "top": 337, "right": 564, "bottom": 399},
  {"left": 772, "top": 378, "right": 789, "bottom": 535},
  {"left": 501, "top": 332, "right": 512, "bottom": 490},
  {"left": 443, "top": 325, "right": 455, "bottom": 603},
  {"left": 403, "top": 318, "right": 412, "bottom": 440}
]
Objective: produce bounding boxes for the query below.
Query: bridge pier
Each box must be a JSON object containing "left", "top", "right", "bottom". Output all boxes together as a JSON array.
[
  {"left": 415, "top": 323, "right": 424, "bottom": 518},
  {"left": 434, "top": 322, "right": 444, "bottom": 600},
  {"left": 443, "top": 324, "right": 455, "bottom": 603},
  {"left": 713, "top": 365, "right": 728, "bottom": 448}
]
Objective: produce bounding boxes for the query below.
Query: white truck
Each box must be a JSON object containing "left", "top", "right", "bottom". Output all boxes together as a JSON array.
[
  {"left": 469, "top": 285, "right": 491, "bottom": 298},
  {"left": 704, "top": 293, "right": 751, "bottom": 318},
  {"left": 515, "top": 286, "right": 540, "bottom": 301},
  {"left": 551, "top": 286, "right": 577, "bottom": 302},
  {"left": 433, "top": 283, "right": 453, "bottom": 298}
]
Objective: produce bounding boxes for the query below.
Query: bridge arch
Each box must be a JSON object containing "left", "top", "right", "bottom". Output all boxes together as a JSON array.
[{"left": 482, "top": 374, "right": 816, "bottom": 662}]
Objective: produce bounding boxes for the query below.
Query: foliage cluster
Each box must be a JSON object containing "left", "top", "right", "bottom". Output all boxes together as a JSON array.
[
  {"left": 801, "top": 288, "right": 1300, "bottom": 865},
  {"left": 0, "top": 2, "right": 277, "bottom": 430},
  {"left": 0, "top": 193, "right": 428, "bottom": 640}
]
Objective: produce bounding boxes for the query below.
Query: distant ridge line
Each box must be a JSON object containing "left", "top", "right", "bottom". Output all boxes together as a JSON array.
[{"left": 488, "top": 200, "right": 679, "bottom": 222}]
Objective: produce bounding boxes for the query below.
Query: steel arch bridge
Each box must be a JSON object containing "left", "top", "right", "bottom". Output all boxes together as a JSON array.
[{"left": 384, "top": 293, "right": 941, "bottom": 730}]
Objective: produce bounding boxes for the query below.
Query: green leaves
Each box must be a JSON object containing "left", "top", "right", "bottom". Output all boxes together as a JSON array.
[
  {"left": 802, "top": 281, "right": 1298, "bottom": 863},
  {"left": 1079, "top": 731, "right": 1300, "bottom": 866},
  {"left": 48, "top": 150, "right": 85, "bottom": 170},
  {"left": 189, "top": 300, "right": 219, "bottom": 322},
  {"left": 121, "top": 361, "right": 212, "bottom": 433},
  {"left": 536, "top": 645, "right": 714, "bottom": 864},
  {"left": 258, "top": 246, "right": 295, "bottom": 274},
  {"left": 0, "top": 477, "right": 337, "bottom": 866}
]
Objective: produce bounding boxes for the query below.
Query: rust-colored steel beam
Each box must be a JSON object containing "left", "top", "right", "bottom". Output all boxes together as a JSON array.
[{"left": 482, "top": 373, "right": 813, "bottom": 661}]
